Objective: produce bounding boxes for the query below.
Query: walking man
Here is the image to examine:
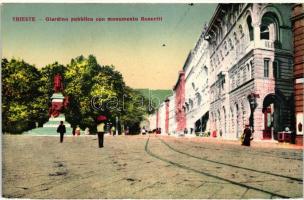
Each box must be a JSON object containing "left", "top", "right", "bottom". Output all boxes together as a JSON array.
[
  {"left": 97, "top": 121, "right": 105, "bottom": 148},
  {"left": 242, "top": 124, "right": 253, "bottom": 146},
  {"left": 57, "top": 121, "right": 66, "bottom": 143}
]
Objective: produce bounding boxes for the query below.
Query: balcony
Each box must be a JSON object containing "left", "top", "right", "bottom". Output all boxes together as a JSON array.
[{"left": 256, "top": 39, "right": 281, "bottom": 50}]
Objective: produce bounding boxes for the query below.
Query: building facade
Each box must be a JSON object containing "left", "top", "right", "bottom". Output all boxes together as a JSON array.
[
  {"left": 205, "top": 3, "right": 294, "bottom": 140},
  {"left": 148, "top": 3, "right": 300, "bottom": 144},
  {"left": 292, "top": 3, "right": 304, "bottom": 145},
  {"left": 174, "top": 71, "right": 186, "bottom": 134},
  {"left": 184, "top": 31, "right": 210, "bottom": 135},
  {"left": 168, "top": 94, "right": 176, "bottom": 134}
]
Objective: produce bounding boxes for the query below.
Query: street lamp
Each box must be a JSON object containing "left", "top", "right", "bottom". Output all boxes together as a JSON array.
[{"left": 247, "top": 93, "right": 259, "bottom": 132}]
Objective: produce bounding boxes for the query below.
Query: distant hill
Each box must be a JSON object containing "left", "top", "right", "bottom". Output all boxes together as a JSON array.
[{"left": 136, "top": 89, "right": 173, "bottom": 108}]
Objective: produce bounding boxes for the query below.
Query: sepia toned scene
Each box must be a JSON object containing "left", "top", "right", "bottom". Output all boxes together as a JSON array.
[{"left": 2, "top": 3, "right": 303, "bottom": 199}]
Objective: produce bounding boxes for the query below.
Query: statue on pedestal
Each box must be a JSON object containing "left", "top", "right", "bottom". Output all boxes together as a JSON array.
[{"left": 48, "top": 74, "right": 69, "bottom": 118}]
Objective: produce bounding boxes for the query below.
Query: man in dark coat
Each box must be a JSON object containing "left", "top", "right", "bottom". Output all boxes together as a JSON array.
[
  {"left": 57, "top": 121, "right": 66, "bottom": 143},
  {"left": 242, "top": 124, "right": 253, "bottom": 146}
]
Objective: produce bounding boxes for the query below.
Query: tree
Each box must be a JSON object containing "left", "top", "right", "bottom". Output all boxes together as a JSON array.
[
  {"left": 2, "top": 58, "right": 45, "bottom": 133},
  {"left": 2, "top": 55, "right": 151, "bottom": 134}
]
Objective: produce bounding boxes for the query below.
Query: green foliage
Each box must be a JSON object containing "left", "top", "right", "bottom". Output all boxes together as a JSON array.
[
  {"left": 2, "top": 55, "right": 150, "bottom": 134},
  {"left": 64, "top": 55, "right": 148, "bottom": 133},
  {"left": 2, "top": 58, "right": 47, "bottom": 133}
]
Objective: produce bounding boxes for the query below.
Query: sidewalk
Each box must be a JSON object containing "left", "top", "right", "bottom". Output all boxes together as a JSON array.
[{"left": 160, "top": 134, "right": 304, "bottom": 150}]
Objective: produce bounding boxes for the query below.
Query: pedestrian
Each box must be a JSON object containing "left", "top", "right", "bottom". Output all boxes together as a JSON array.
[
  {"left": 72, "top": 127, "right": 76, "bottom": 136},
  {"left": 242, "top": 124, "right": 253, "bottom": 146},
  {"left": 111, "top": 126, "right": 116, "bottom": 136},
  {"left": 84, "top": 127, "right": 90, "bottom": 135},
  {"left": 125, "top": 126, "right": 129, "bottom": 135},
  {"left": 57, "top": 121, "right": 66, "bottom": 143},
  {"left": 141, "top": 127, "right": 146, "bottom": 135},
  {"left": 75, "top": 125, "right": 81, "bottom": 136},
  {"left": 97, "top": 121, "right": 105, "bottom": 148}
]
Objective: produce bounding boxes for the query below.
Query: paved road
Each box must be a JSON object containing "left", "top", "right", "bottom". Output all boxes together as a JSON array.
[{"left": 2, "top": 135, "right": 303, "bottom": 199}]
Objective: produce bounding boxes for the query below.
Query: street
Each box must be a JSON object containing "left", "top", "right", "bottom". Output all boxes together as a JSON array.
[{"left": 2, "top": 135, "right": 303, "bottom": 199}]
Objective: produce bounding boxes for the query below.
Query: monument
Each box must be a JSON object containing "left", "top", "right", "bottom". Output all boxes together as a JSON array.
[
  {"left": 43, "top": 74, "right": 71, "bottom": 128},
  {"left": 26, "top": 74, "right": 72, "bottom": 135}
]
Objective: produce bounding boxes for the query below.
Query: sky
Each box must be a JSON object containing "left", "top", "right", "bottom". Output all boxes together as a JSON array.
[{"left": 2, "top": 3, "right": 216, "bottom": 89}]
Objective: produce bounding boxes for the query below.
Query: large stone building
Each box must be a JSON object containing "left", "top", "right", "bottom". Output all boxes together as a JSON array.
[
  {"left": 205, "top": 3, "right": 294, "bottom": 140},
  {"left": 148, "top": 3, "right": 301, "bottom": 144},
  {"left": 184, "top": 30, "right": 210, "bottom": 135}
]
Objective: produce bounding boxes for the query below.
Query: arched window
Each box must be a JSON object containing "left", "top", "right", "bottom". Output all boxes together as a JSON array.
[
  {"left": 243, "top": 67, "right": 247, "bottom": 82},
  {"left": 239, "top": 25, "right": 244, "bottom": 37},
  {"left": 246, "top": 64, "right": 250, "bottom": 80},
  {"left": 233, "top": 32, "right": 238, "bottom": 44},
  {"left": 185, "top": 102, "right": 189, "bottom": 112},
  {"left": 189, "top": 99, "right": 193, "bottom": 109},
  {"left": 203, "top": 66, "right": 208, "bottom": 76},
  {"left": 196, "top": 93, "right": 202, "bottom": 105},
  {"left": 192, "top": 82, "right": 196, "bottom": 90},
  {"left": 260, "top": 12, "right": 279, "bottom": 41},
  {"left": 247, "top": 15, "right": 254, "bottom": 41},
  {"left": 228, "top": 38, "right": 233, "bottom": 49},
  {"left": 249, "top": 60, "right": 253, "bottom": 79}
]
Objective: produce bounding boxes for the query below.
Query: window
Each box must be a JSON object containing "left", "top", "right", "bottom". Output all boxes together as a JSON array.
[
  {"left": 234, "top": 32, "right": 238, "bottom": 44},
  {"left": 224, "top": 41, "right": 228, "bottom": 55},
  {"left": 249, "top": 60, "right": 253, "bottom": 79},
  {"left": 189, "top": 99, "right": 193, "bottom": 109},
  {"left": 228, "top": 38, "right": 233, "bottom": 49},
  {"left": 260, "top": 25, "right": 269, "bottom": 40},
  {"left": 239, "top": 25, "right": 244, "bottom": 38},
  {"left": 237, "top": 71, "right": 240, "bottom": 86},
  {"left": 260, "top": 12, "right": 279, "bottom": 41},
  {"left": 264, "top": 59, "right": 270, "bottom": 78},
  {"left": 247, "top": 63, "right": 251, "bottom": 79},
  {"left": 232, "top": 76, "right": 235, "bottom": 89},
  {"left": 203, "top": 66, "right": 208, "bottom": 76},
  {"left": 243, "top": 67, "right": 247, "bottom": 82},
  {"left": 273, "top": 60, "right": 280, "bottom": 79},
  {"left": 192, "top": 82, "right": 196, "bottom": 90},
  {"left": 197, "top": 93, "right": 202, "bottom": 105},
  {"left": 247, "top": 16, "right": 254, "bottom": 41}
]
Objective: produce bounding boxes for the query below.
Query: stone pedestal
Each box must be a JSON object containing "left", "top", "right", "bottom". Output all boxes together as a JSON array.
[
  {"left": 43, "top": 93, "right": 71, "bottom": 128},
  {"left": 25, "top": 93, "right": 72, "bottom": 136}
]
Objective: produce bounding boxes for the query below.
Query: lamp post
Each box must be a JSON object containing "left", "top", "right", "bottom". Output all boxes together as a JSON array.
[{"left": 247, "top": 93, "right": 259, "bottom": 133}]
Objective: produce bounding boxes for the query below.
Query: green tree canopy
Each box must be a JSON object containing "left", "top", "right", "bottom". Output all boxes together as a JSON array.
[
  {"left": 2, "top": 58, "right": 46, "bottom": 133},
  {"left": 2, "top": 55, "right": 150, "bottom": 134}
]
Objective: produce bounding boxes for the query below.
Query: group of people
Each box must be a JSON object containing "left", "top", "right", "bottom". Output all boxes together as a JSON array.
[
  {"left": 57, "top": 120, "right": 254, "bottom": 147},
  {"left": 56, "top": 120, "right": 117, "bottom": 148}
]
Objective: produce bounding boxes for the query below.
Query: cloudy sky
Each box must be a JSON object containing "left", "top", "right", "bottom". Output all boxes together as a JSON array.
[{"left": 2, "top": 3, "right": 216, "bottom": 89}]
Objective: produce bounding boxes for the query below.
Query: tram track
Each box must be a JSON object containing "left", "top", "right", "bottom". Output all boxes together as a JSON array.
[
  {"left": 172, "top": 139, "right": 303, "bottom": 161},
  {"left": 160, "top": 138, "right": 302, "bottom": 182},
  {"left": 145, "top": 136, "right": 298, "bottom": 199}
]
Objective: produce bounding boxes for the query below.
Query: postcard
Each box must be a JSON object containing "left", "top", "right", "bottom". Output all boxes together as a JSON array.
[{"left": 1, "top": 2, "right": 303, "bottom": 199}]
